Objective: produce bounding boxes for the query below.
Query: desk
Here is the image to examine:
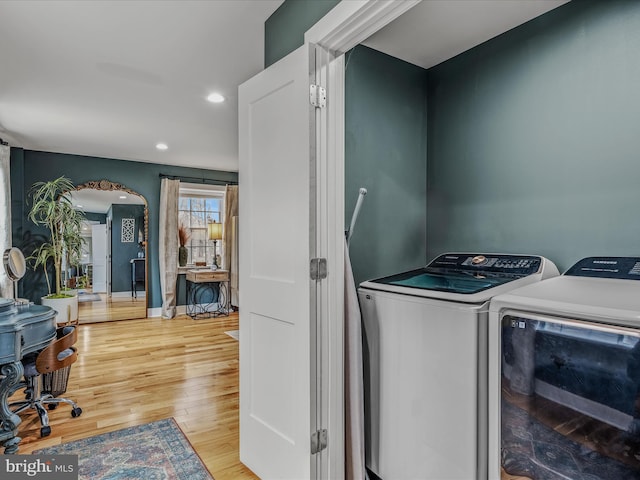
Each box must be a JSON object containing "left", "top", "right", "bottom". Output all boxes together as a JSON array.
[
  {"left": 130, "top": 258, "right": 145, "bottom": 298},
  {"left": 0, "top": 299, "right": 56, "bottom": 453},
  {"left": 185, "top": 270, "right": 230, "bottom": 319}
]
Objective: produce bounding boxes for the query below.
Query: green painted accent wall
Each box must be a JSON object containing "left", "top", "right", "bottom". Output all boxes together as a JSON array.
[
  {"left": 10, "top": 148, "right": 25, "bottom": 247},
  {"left": 345, "top": 46, "right": 428, "bottom": 285},
  {"left": 426, "top": 0, "right": 640, "bottom": 272},
  {"left": 11, "top": 148, "right": 237, "bottom": 308},
  {"left": 110, "top": 204, "right": 145, "bottom": 293},
  {"left": 84, "top": 212, "right": 106, "bottom": 224},
  {"left": 264, "top": 0, "right": 340, "bottom": 67}
]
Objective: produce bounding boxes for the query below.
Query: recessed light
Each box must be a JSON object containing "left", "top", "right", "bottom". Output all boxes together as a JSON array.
[
  {"left": 156, "top": 143, "right": 168, "bottom": 151},
  {"left": 76, "top": 204, "right": 83, "bottom": 208},
  {"left": 119, "top": 195, "right": 127, "bottom": 199},
  {"left": 207, "top": 93, "right": 225, "bottom": 103}
]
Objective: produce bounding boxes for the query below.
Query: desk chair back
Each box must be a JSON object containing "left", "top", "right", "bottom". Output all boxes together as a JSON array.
[{"left": 35, "top": 326, "right": 78, "bottom": 374}]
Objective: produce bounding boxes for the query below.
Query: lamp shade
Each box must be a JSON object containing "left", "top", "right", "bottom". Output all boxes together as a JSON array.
[{"left": 208, "top": 221, "right": 223, "bottom": 241}]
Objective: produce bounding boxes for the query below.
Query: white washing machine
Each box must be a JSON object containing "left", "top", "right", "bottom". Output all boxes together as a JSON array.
[
  {"left": 488, "top": 256, "right": 640, "bottom": 480},
  {"left": 358, "top": 253, "right": 559, "bottom": 480}
]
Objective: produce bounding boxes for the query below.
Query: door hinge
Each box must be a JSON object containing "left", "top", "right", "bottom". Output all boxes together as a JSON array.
[
  {"left": 310, "top": 258, "right": 327, "bottom": 280},
  {"left": 309, "top": 84, "right": 326, "bottom": 108},
  {"left": 311, "top": 429, "right": 328, "bottom": 454}
]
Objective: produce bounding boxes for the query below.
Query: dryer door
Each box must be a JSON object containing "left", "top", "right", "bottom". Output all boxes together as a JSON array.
[{"left": 496, "top": 312, "right": 640, "bottom": 479}]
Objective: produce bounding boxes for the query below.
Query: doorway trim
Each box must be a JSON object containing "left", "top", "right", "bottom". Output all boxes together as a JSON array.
[{"left": 302, "top": 1, "right": 421, "bottom": 478}]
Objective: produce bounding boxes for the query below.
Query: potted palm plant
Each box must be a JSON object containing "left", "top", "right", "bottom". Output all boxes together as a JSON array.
[{"left": 29, "top": 176, "right": 86, "bottom": 324}]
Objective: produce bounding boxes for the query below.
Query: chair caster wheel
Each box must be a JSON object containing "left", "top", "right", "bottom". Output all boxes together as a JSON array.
[
  {"left": 48, "top": 404, "right": 58, "bottom": 410},
  {"left": 71, "top": 407, "right": 82, "bottom": 418},
  {"left": 40, "top": 426, "right": 51, "bottom": 437}
]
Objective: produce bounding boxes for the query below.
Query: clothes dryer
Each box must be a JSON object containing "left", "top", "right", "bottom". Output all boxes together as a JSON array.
[
  {"left": 488, "top": 256, "right": 640, "bottom": 480},
  {"left": 358, "top": 253, "right": 559, "bottom": 480}
]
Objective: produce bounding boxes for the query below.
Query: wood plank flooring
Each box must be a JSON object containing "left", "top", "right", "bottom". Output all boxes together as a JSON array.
[
  {"left": 10, "top": 313, "right": 258, "bottom": 480},
  {"left": 77, "top": 291, "right": 146, "bottom": 323}
]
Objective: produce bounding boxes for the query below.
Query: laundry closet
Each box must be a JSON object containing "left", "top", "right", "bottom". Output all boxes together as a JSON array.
[
  {"left": 343, "top": 1, "right": 640, "bottom": 479},
  {"left": 345, "top": 0, "right": 640, "bottom": 284}
]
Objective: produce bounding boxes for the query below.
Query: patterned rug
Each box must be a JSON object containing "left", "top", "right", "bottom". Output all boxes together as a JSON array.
[
  {"left": 34, "top": 418, "right": 213, "bottom": 480},
  {"left": 502, "top": 400, "right": 640, "bottom": 479}
]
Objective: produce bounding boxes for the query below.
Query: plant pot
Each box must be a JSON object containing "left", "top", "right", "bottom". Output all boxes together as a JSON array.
[
  {"left": 179, "top": 245, "right": 188, "bottom": 267},
  {"left": 42, "top": 294, "right": 78, "bottom": 325}
]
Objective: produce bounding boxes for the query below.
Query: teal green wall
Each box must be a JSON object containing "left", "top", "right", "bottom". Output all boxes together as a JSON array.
[
  {"left": 264, "top": 0, "right": 340, "bottom": 67},
  {"left": 426, "top": 0, "right": 640, "bottom": 272},
  {"left": 345, "top": 46, "right": 428, "bottom": 285},
  {"left": 84, "top": 212, "right": 106, "bottom": 224},
  {"left": 11, "top": 148, "right": 237, "bottom": 308},
  {"left": 110, "top": 204, "right": 145, "bottom": 293}
]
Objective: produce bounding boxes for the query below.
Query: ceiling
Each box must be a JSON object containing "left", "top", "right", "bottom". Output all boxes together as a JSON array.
[
  {"left": 0, "top": 0, "right": 569, "bottom": 173},
  {"left": 0, "top": 0, "right": 282, "bottom": 172},
  {"left": 67, "top": 189, "right": 145, "bottom": 215},
  {"left": 363, "top": 0, "right": 569, "bottom": 69}
]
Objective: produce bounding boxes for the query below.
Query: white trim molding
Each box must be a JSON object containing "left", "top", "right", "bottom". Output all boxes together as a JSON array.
[{"left": 305, "top": 0, "right": 421, "bottom": 54}]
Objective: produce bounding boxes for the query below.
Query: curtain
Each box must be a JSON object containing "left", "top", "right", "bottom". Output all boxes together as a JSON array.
[
  {"left": 0, "top": 144, "right": 12, "bottom": 299},
  {"left": 345, "top": 238, "right": 368, "bottom": 480},
  {"left": 223, "top": 185, "right": 239, "bottom": 307},
  {"left": 159, "top": 178, "right": 179, "bottom": 318}
]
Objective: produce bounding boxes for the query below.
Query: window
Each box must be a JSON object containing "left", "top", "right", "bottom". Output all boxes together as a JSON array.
[{"left": 178, "top": 185, "right": 225, "bottom": 265}]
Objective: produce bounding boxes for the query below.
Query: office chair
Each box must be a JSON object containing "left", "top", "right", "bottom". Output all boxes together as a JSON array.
[{"left": 10, "top": 326, "right": 83, "bottom": 437}]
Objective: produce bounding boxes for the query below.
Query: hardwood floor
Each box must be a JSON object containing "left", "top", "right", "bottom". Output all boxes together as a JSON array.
[
  {"left": 77, "top": 291, "right": 147, "bottom": 323},
  {"left": 11, "top": 312, "right": 258, "bottom": 480}
]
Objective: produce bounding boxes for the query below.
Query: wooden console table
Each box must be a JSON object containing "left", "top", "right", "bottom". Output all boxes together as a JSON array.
[{"left": 185, "top": 269, "right": 230, "bottom": 319}]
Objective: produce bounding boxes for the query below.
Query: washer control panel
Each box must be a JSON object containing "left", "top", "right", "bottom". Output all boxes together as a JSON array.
[
  {"left": 565, "top": 257, "right": 640, "bottom": 280},
  {"left": 428, "top": 253, "right": 542, "bottom": 276}
]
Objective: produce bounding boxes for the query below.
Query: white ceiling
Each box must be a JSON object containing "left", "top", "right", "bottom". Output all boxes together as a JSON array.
[
  {"left": 67, "top": 189, "right": 145, "bottom": 215},
  {"left": 0, "top": 0, "right": 569, "bottom": 174},
  {"left": 363, "top": 0, "right": 570, "bottom": 69},
  {"left": 0, "top": 0, "right": 282, "bottom": 172}
]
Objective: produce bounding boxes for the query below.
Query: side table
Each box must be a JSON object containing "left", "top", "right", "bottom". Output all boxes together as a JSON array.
[
  {"left": 130, "top": 258, "right": 145, "bottom": 298},
  {"left": 185, "top": 269, "right": 230, "bottom": 319}
]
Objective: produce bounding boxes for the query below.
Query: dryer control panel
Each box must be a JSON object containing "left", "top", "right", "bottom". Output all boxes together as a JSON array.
[
  {"left": 565, "top": 256, "right": 640, "bottom": 280},
  {"left": 428, "top": 253, "right": 542, "bottom": 277}
]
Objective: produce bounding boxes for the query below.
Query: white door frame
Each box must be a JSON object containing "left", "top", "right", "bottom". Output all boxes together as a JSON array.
[{"left": 303, "top": 1, "right": 421, "bottom": 478}]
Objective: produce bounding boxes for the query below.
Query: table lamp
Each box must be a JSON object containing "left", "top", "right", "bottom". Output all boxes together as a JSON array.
[{"left": 208, "top": 221, "right": 223, "bottom": 270}]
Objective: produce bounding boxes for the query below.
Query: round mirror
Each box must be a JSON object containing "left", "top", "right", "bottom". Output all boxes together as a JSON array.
[{"left": 3, "top": 247, "right": 27, "bottom": 281}]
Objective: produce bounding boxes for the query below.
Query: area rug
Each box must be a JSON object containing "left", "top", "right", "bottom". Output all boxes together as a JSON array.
[
  {"left": 224, "top": 330, "right": 239, "bottom": 341},
  {"left": 77, "top": 293, "right": 101, "bottom": 303},
  {"left": 501, "top": 400, "right": 640, "bottom": 479},
  {"left": 34, "top": 418, "right": 213, "bottom": 480}
]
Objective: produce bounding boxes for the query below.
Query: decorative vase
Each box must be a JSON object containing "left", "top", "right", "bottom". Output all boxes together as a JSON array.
[{"left": 179, "top": 245, "right": 188, "bottom": 267}]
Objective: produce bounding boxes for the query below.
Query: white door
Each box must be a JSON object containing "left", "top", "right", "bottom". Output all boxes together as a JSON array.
[
  {"left": 91, "top": 224, "right": 107, "bottom": 293},
  {"left": 239, "top": 44, "right": 318, "bottom": 479}
]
